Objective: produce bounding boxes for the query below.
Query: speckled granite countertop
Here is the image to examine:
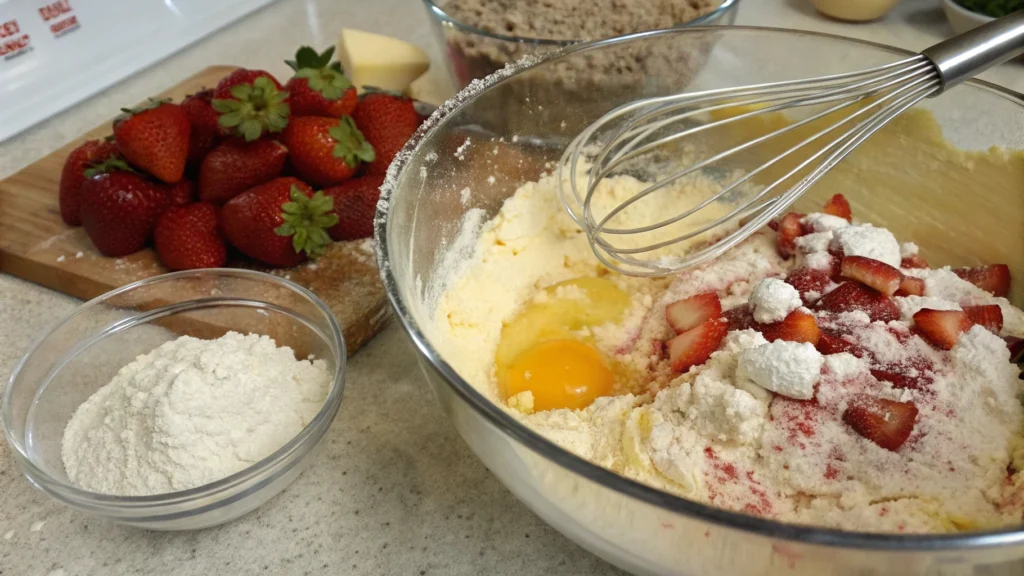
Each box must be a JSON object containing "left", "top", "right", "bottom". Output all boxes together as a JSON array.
[{"left": 1, "top": 1, "right": 1021, "bottom": 574}]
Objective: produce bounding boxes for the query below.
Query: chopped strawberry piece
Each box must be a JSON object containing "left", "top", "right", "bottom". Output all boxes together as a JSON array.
[
  {"left": 759, "top": 310, "right": 820, "bottom": 346},
  {"left": 900, "top": 255, "right": 929, "bottom": 269},
  {"left": 964, "top": 305, "right": 1003, "bottom": 334},
  {"left": 785, "top": 268, "right": 831, "bottom": 303},
  {"left": 953, "top": 264, "right": 1011, "bottom": 297},
  {"left": 767, "top": 220, "right": 780, "bottom": 232},
  {"left": 1005, "top": 336, "right": 1024, "bottom": 363},
  {"left": 817, "top": 282, "right": 900, "bottom": 323},
  {"left": 895, "top": 276, "right": 925, "bottom": 297},
  {"left": 842, "top": 396, "right": 919, "bottom": 451},
  {"left": 667, "top": 318, "right": 729, "bottom": 373},
  {"left": 816, "top": 329, "right": 865, "bottom": 357},
  {"left": 913, "top": 308, "right": 972, "bottom": 350},
  {"left": 822, "top": 193, "right": 852, "bottom": 221},
  {"left": 870, "top": 356, "right": 933, "bottom": 390},
  {"left": 775, "top": 212, "right": 806, "bottom": 258},
  {"left": 841, "top": 256, "right": 903, "bottom": 296},
  {"left": 666, "top": 292, "right": 722, "bottom": 335},
  {"left": 724, "top": 303, "right": 756, "bottom": 331},
  {"left": 825, "top": 248, "right": 845, "bottom": 278}
]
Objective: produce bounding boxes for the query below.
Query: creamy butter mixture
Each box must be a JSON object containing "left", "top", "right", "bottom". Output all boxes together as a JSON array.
[{"left": 432, "top": 166, "right": 1024, "bottom": 533}]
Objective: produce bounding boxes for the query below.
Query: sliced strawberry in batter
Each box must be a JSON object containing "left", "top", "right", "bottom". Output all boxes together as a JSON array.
[
  {"left": 870, "top": 356, "right": 933, "bottom": 391},
  {"left": 666, "top": 292, "right": 722, "bottom": 335},
  {"left": 895, "top": 276, "right": 925, "bottom": 297},
  {"left": 913, "top": 308, "right": 972, "bottom": 350},
  {"left": 816, "top": 329, "right": 866, "bottom": 357},
  {"left": 953, "top": 264, "right": 1011, "bottom": 297},
  {"left": 724, "top": 303, "right": 756, "bottom": 331},
  {"left": 667, "top": 317, "right": 729, "bottom": 374},
  {"left": 785, "top": 268, "right": 831, "bottom": 303},
  {"left": 900, "top": 255, "right": 929, "bottom": 269},
  {"left": 817, "top": 282, "right": 900, "bottom": 323},
  {"left": 964, "top": 304, "right": 1003, "bottom": 334},
  {"left": 841, "top": 256, "right": 903, "bottom": 296},
  {"left": 775, "top": 212, "right": 806, "bottom": 258},
  {"left": 842, "top": 396, "right": 918, "bottom": 451},
  {"left": 822, "top": 193, "right": 852, "bottom": 221},
  {"left": 760, "top": 310, "right": 820, "bottom": 346}
]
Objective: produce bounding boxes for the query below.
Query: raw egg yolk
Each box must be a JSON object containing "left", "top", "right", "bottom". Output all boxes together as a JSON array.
[{"left": 503, "top": 339, "right": 614, "bottom": 411}]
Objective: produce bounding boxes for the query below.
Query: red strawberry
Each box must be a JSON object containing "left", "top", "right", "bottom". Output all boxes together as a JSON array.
[
  {"left": 212, "top": 69, "right": 290, "bottom": 142},
  {"left": 817, "top": 282, "right": 900, "bottom": 323},
  {"left": 724, "top": 303, "right": 756, "bottom": 331},
  {"left": 816, "top": 329, "right": 865, "bottom": 357},
  {"left": 841, "top": 256, "right": 903, "bottom": 296},
  {"left": 79, "top": 158, "right": 169, "bottom": 256},
  {"left": 900, "top": 255, "right": 929, "bottom": 269},
  {"left": 284, "top": 46, "right": 357, "bottom": 118},
  {"left": 59, "top": 139, "right": 118, "bottom": 225},
  {"left": 842, "top": 396, "right": 918, "bottom": 451},
  {"left": 667, "top": 317, "right": 729, "bottom": 373},
  {"left": 113, "top": 99, "right": 190, "bottom": 183},
  {"left": 198, "top": 139, "right": 288, "bottom": 204},
  {"left": 913, "top": 308, "right": 972, "bottom": 350},
  {"left": 322, "top": 174, "right": 385, "bottom": 241},
  {"left": 1006, "top": 336, "right": 1024, "bottom": 363},
  {"left": 822, "top": 193, "right": 852, "bottom": 221},
  {"left": 759, "top": 310, "right": 820, "bottom": 346},
  {"left": 785, "top": 267, "right": 831, "bottom": 303},
  {"left": 282, "top": 115, "right": 374, "bottom": 187},
  {"left": 351, "top": 91, "right": 420, "bottom": 176},
  {"left": 774, "top": 211, "right": 805, "bottom": 258},
  {"left": 154, "top": 203, "right": 227, "bottom": 270},
  {"left": 221, "top": 177, "right": 338, "bottom": 267},
  {"left": 964, "top": 304, "right": 1003, "bottom": 334},
  {"left": 953, "top": 264, "right": 1011, "bottom": 297},
  {"left": 665, "top": 292, "right": 722, "bottom": 335},
  {"left": 181, "top": 90, "right": 220, "bottom": 166},
  {"left": 163, "top": 178, "right": 195, "bottom": 206},
  {"left": 895, "top": 276, "right": 925, "bottom": 297}
]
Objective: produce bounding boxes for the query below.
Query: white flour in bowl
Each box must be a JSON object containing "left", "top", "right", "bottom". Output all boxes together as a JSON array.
[{"left": 61, "top": 331, "right": 331, "bottom": 496}]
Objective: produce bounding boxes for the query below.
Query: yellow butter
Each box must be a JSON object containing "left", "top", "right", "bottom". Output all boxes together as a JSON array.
[{"left": 336, "top": 28, "right": 430, "bottom": 93}]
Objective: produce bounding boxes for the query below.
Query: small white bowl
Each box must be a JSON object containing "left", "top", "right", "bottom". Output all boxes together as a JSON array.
[{"left": 942, "top": 0, "right": 995, "bottom": 34}]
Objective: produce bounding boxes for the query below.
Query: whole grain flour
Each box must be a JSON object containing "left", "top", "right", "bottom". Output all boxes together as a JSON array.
[{"left": 61, "top": 332, "right": 331, "bottom": 496}]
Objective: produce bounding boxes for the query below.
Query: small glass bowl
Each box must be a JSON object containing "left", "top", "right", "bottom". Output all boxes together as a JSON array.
[
  {"left": 1, "top": 269, "right": 346, "bottom": 530},
  {"left": 422, "top": 0, "right": 739, "bottom": 90}
]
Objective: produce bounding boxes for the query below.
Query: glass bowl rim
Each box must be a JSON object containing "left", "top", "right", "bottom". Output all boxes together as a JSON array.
[
  {"left": 1, "top": 268, "right": 347, "bottom": 508},
  {"left": 420, "top": 0, "right": 738, "bottom": 45},
  {"left": 376, "top": 25, "right": 1024, "bottom": 551}
]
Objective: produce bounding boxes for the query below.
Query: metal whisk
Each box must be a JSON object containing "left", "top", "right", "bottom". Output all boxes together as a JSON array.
[{"left": 558, "top": 12, "right": 1024, "bottom": 277}]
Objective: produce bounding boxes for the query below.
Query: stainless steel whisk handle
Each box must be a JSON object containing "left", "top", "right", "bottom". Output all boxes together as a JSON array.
[{"left": 921, "top": 10, "right": 1024, "bottom": 93}]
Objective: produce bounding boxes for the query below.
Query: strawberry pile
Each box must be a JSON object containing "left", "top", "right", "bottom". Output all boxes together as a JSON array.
[
  {"left": 661, "top": 193, "right": 1016, "bottom": 453},
  {"left": 58, "top": 46, "right": 424, "bottom": 270}
]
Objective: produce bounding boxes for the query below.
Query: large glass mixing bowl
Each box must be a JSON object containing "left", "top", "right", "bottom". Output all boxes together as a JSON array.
[{"left": 376, "top": 27, "right": 1024, "bottom": 575}]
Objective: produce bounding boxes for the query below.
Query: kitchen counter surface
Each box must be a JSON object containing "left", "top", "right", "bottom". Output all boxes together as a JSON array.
[{"left": 1, "top": 1, "right": 1021, "bottom": 574}]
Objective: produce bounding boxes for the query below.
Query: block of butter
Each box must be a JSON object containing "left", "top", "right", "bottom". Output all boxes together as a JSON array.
[{"left": 337, "top": 29, "right": 430, "bottom": 94}]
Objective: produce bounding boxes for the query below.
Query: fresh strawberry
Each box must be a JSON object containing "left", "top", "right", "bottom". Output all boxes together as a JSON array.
[
  {"left": 322, "top": 174, "right": 385, "bottom": 241},
  {"left": 774, "top": 211, "right": 805, "bottom": 258},
  {"left": 198, "top": 139, "right": 288, "bottom": 203},
  {"left": 163, "top": 178, "right": 195, "bottom": 206},
  {"left": 181, "top": 90, "right": 221, "bottom": 166},
  {"left": 759, "top": 310, "right": 820, "bottom": 346},
  {"left": 59, "top": 139, "right": 118, "bottom": 225},
  {"left": 871, "top": 356, "right": 933, "bottom": 391},
  {"left": 840, "top": 256, "right": 903, "bottom": 296},
  {"left": 724, "top": 303, "right": 756, "bottom": 331},
  {"left": 351, "top": 91, "right": 420, "bottom": 176},
  {"left": 665, "top": 292, "right": 722, "bottom": 335},
  {"left": 282, "top": 115, "right": 374, "bottom": 187},
  {"left": 221, "top": 177, "right": 338, "bottom": 267},
  {"left": 821, "top": 193, "right": 852, "bottom": 221},
  {"left": 913, "top": 308, "right": 972, "bottom": 350},
  {"left": 895, "top": 276, "right": 925, "bottom": 297},
  {"left": 964, "top": 304, "right": 1003, "bottom": 334},
  {"left": 284, "top": 46, "right": 357, "bottom": 118},
  {"left": 900, "top": 255, "right": 929, "bottom": 269},
  {"left": 154, "top": 203, "right": 227, "bottom": 270},
  {"left": 953, "top": 264, "right": 1011, "bottom": 297},
  {"left": 817, "top": 282, "right": 900, "bottom": 323},
  {"left": 842, "top": 396, "right": 918, "bottom": 451},
  {"left": 79, "top": 158, "right": 169, "bottom": 256},
  {"left": 212, "top": 69, "right": 290, "bottom": 142},
  {"left": 816, "top": 329, "right": 865, "bottom": 357},
  {"left": 1006, "top": 336, "right": 1024, "bottom": 363},
  {"left": 785, "top": 267, "right": 831, "bottom": 303},
  {"left": 667, "top": 317, "right": 728, "bottom": 373},
  {"left": 113, "top": 99, "right": 190, "bottom": 183}
]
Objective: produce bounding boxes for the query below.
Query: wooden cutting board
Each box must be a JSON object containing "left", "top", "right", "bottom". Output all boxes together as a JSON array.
[{"left": 0, "top": 66, "right": 408, "bottom": 356}]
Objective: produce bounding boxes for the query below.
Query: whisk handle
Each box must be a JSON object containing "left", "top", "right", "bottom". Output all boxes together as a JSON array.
[{"left": 921, "top": 10, "right": 1024, "bottom": 93}]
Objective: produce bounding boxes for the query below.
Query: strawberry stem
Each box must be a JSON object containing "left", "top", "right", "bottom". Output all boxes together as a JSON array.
[
  {"left": 329, "top": 116, "right": 375, "bottom": 167},
  {"left": 274, "top": 186, "right": 338, "bottom": 258},
  {"left": 288, "top": 45, "right": 352, "bottom": 101},
  {"left": 83, "top": 155, "right": 136, "bottom": 178},
  {"left": 212, "top": 77, "right": 291, "bottom": 142}
]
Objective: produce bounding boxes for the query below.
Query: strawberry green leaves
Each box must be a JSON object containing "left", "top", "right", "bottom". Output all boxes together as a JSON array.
[
  {"left": 213, "top": 76, "right": 291, "bottom": 142},
  {"left": 287, "top": 45, "right": 352, "bottom": 101},
  {"left": 274, "top": 186, "right": 338, "bottom": 258},
  {"left": 329, "top": 116, "right": 375, "bottom": 168}
]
